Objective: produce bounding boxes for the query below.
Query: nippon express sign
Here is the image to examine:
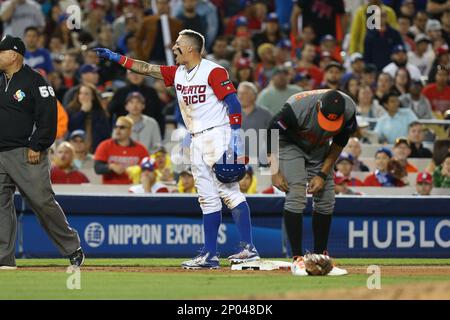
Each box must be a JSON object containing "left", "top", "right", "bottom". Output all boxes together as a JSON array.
[{"left": 83, "top": 221, "right": 227, "bottom": 248}]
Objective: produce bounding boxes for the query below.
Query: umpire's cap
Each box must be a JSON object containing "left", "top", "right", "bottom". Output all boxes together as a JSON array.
[
  {"left": 0, "top": 35, "right": 25, "bottom": 56},
  {"left": 317, "top": 90, "right": 345, "bottom": 132}
]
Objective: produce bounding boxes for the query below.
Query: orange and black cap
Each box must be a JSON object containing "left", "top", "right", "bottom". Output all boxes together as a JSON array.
[{"left": 317, "top": 90, "right": 345, "bottom": 132}]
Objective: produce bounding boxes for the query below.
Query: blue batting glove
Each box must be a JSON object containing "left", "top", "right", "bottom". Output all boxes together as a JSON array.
[{"left": 92, "top": 48, "right": 120, "bottom": 63}]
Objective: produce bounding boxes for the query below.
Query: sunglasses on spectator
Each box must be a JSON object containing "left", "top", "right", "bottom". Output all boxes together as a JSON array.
[{"left": 114, "top": 125, "right": 130, "bottom": 130}]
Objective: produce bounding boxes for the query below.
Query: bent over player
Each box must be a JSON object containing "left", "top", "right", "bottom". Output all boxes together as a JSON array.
[
  {"left": 94, "top": 29, "right": 259, "bottom": 269},
  {"left": 268, "top": 89, "right": 356, "bottom": 276}
]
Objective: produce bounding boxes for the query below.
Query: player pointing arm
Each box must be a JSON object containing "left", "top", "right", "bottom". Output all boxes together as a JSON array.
[{"left": 94, "top": 30, "right": 259, "bottom": 269}]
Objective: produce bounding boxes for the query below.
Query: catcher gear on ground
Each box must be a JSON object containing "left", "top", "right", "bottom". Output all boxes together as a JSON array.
[{"left": 302, "top": 253, "right": 334, "bottom": 276}]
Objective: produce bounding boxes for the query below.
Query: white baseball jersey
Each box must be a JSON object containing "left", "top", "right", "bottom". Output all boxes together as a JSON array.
[{"left": 160, "top": 59, "right": 236, "bottom": 134}]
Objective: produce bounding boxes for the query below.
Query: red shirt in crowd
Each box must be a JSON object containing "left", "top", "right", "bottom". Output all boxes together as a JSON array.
[
  {"left": 363, "top": 174, "right": 406, "bottom": 187},
  {"left": 422, "top": 83, "right": 450, "bottom": 113},
  {"left": 94, "top": 139, "right": 149, "bottom": 184},
  {"left": 50, "top": 167, "right": 90, "bottom": 184}
]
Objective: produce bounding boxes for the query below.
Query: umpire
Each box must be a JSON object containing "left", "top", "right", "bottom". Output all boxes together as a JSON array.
[
  {"left": 267, "top": 89, "right": 357, "bottom": 257},
  {"left": 0, "top": 36, "right": 83, "bottom": 269}
]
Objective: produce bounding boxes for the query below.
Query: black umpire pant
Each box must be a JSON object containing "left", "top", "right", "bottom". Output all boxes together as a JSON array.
[{"left": 0, "top": 147, "right": 80, "bottom": 266}]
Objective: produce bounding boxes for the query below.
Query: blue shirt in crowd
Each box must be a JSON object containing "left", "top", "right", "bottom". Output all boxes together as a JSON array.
[
  {"left": 24, "top": 48, "right": 54, "bottom": 73},
  {"left": 374, "top": 108, "right": 418, "bottom": 144}
]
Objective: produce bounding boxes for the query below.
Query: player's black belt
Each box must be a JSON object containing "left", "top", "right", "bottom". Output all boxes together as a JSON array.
[{"left": 190, "top": 124, "right": 227, "bottom": 138}]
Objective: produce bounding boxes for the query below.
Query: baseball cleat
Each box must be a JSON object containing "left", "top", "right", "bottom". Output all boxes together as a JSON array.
[
  {"left": 327, "top": 266, "right": 348, "bottom": 276},
  {"left": 291, "top": 256, "right": 308, "bottom": 276},
  {"left": 227, "top": 242, "right": 260, "bottom": 264},
  {"left": 0, "top": 266, "right": 17, "bottom": 270},
  {"left": 69, "top": 247, "right": 85, "bottom": 267},
  {"left": 182, "top": 249, "right": 220, "bottom": 270}
]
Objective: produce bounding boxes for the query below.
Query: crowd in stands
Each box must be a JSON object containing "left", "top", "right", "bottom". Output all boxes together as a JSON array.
[{"left": 2, "top": 0, "right": 450, "bottom": 195}]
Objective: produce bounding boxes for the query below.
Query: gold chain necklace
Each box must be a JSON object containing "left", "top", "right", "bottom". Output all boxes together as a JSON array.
[{"left": 185, "top": 60, "right": 202, "bottom": 82}]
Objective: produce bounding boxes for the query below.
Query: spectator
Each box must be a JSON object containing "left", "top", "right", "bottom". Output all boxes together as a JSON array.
[
  {"left": 94, "top": 116, "right": 149, "bottom": 184},
  {"left": 399, "top": 0, "right": 416, "bottom": 19},
  {"left": 409, "top": 10, "right": 429, "bottom": 36},
  {"left": 254, "top": 43, "right": 276, "bottom": 89},
  {"left": 134, "top": 0, "right": 183, "bottom": 63},
  {"left": 239, "top": 165, "right": 257, "bottom": 194},
  {"left": 426, "top": 139, "right": 450, "bottom": 173},
  {"left": 397, "top": 14, "right": 415, "bottom": 51},
  {"left": 116, "top": 13, "right": 140, "bottom": 55},
  {"left": 174, "top": 0, "right": 219, "bottom": 50},
  {"left": 125, "top": 91, "right": 161, "bottom": 152},
  {"left": 432, "top": 152, "right": 450, "bottom": 187},
  {"left": 256, "top": 66, "right": 302, "bottom": 115},
  {"left": 400, "top": 80, "right": 434, "bottom": 119},
  {"left": 48, "top": 70, "right": 68, "bottom": 102},
  {"left": 112, "top": 0, "right": 144, "bottom": 46},
  {"left": 296, "top": 43, "right": 323, "bottom": 88},
  {"left": 344, "top": 137, "right": 370, "bottom": 172},
  {"left": 252, "top": 12, "right": 284, "bottom": 58},
  {"left": 108, "top": 70, "right": 165, "bottom": 137},
  {"left": 356, "top": 85, "right": 387, "bottom": 128},
  {"left": 225, "top": 1, "right": 268, "bottom": 35},
  {"left": 176, "top": 0, "right": 207, "bottom": 36},
  {"left": 291, "top": 0, "right": 346, "bottom": 46},
  {"left": 393, "top": 137, "right": 419, "bottom": 172},
  {"left": 50, "top": 142, "right": 90, "bottom": 184},
  {"left": 364, "top": 148, "right": 405, "bottom": 187},
  {"left": 291, "top": 24, "right": 316, "bottom": 58},
  {"left": 342, "top": 77, "right": 360, "bottom": 103},
  {"left": 394, "top": 67, "right": 411, "bottom": 97},
  {"left": 82, "top": 0, "right": 107, "bottom": 38},
  {"left": 151, "top": 146, "right": 174, "bottom": 183},
  {"left": 274, "top": 40, "right": 292, "bottom": 66},
  {"left": 319, "top": 34, "right": 342, "bottom": 63},
  {"left": 383, "top": 44, "right": 422, "bottom": 81},
  {"left": 426, "top": 19, "right": 445, "bottom": 45},
  {"left": 334, "top": 152, "right": 364, "bottom": 186},
  {"left": 68, "top": 130, "right": 95, "bottom": 170},
  {"left": 67, "top": 84, "right": 111, "bottom": 153},
  {"left": 408, "top": 34, "right": 434, "bottom": 77},
  {"left": 408, "top": 121, "right": 433, "bottom": 158},
  {"left": 374, "top": 91, "right": 418, "bottom": 144},
  {"left": 23, "top": 26, "right": 53, "bottom": 73},
  {"left": 422, "top": 65, "right": 450, "bottom": 116},
  {"left": 414, "top": 171, "right": 434, "bottom": 195},
  {"left": 238, "top": 81, "right": 272, "bottom": 164},
  {"left": 334, "top": 175, "right": 363, "bottom": 195},
  {"left": 129, "top": 157, "right": 169, "bottom": 193},
  {"left": 349, "top": 0, "right": 398, "bottom": 54},
  {"left": 342, "top": 53, "right": 365, "bottom": 84},
  {"left": 206, "top": 36, "right": 231, "bottom": 69},
  {"left": 352, "top": 115, "right": 379, "bottom": 144},
  {"left": 364, "top": 8, "right": 403, "bottom": 72},
  {"left": 361, "top": 63, "right": 378, "bottom": 90},
  {"left": 374, "top": 72, "right": 394, "bottom": 103},
  {"left": 0, "top": 0, "right": 45, "bottom": 37},
  {"left": 233, "top": 57, "right": 254, "bottom": 86},
  {"left": 63, "top": 64, "right": 102, "bottom": 107},
  {"left": 177, "top": 167, "right": 196, "bottom": 193},
  {"left": 427, "top": 45, "right": 450, "bottom": 82},
  {"left": 60, "top": 51, "right": 80, "bottom": 90},
  {"left": 292, "top": 71, "right": 313, "bottom": 91},
  {"left": 441, "top": 8, "right": 450, "bottom": 44},
  {"left": 320, "top": 62, "right": 343, "bottom": 90}
]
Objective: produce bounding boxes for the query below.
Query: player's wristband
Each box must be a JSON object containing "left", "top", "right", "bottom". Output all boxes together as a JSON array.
[
  {"left": 118, "top": 55, "right": 134, "bottom": 69},
  {"left": 229, "top": 113, "right": 241, "bottom": 129},
  {"left": 317, "top": 171, "right": 328, "bottom": 181}
]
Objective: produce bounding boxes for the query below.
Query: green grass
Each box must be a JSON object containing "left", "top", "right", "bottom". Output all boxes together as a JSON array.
[{"left": 0, "top": 258, "right": 448, "bottom": 300}]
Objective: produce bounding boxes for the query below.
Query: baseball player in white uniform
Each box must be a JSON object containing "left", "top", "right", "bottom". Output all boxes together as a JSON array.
[{"left": 94, "top": 29, "right": 259, "bottom": 269}]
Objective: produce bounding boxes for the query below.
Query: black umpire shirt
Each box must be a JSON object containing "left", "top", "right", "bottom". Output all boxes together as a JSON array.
[{"left": 0, "top": 64, "right": 57, "bottom": 152}]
